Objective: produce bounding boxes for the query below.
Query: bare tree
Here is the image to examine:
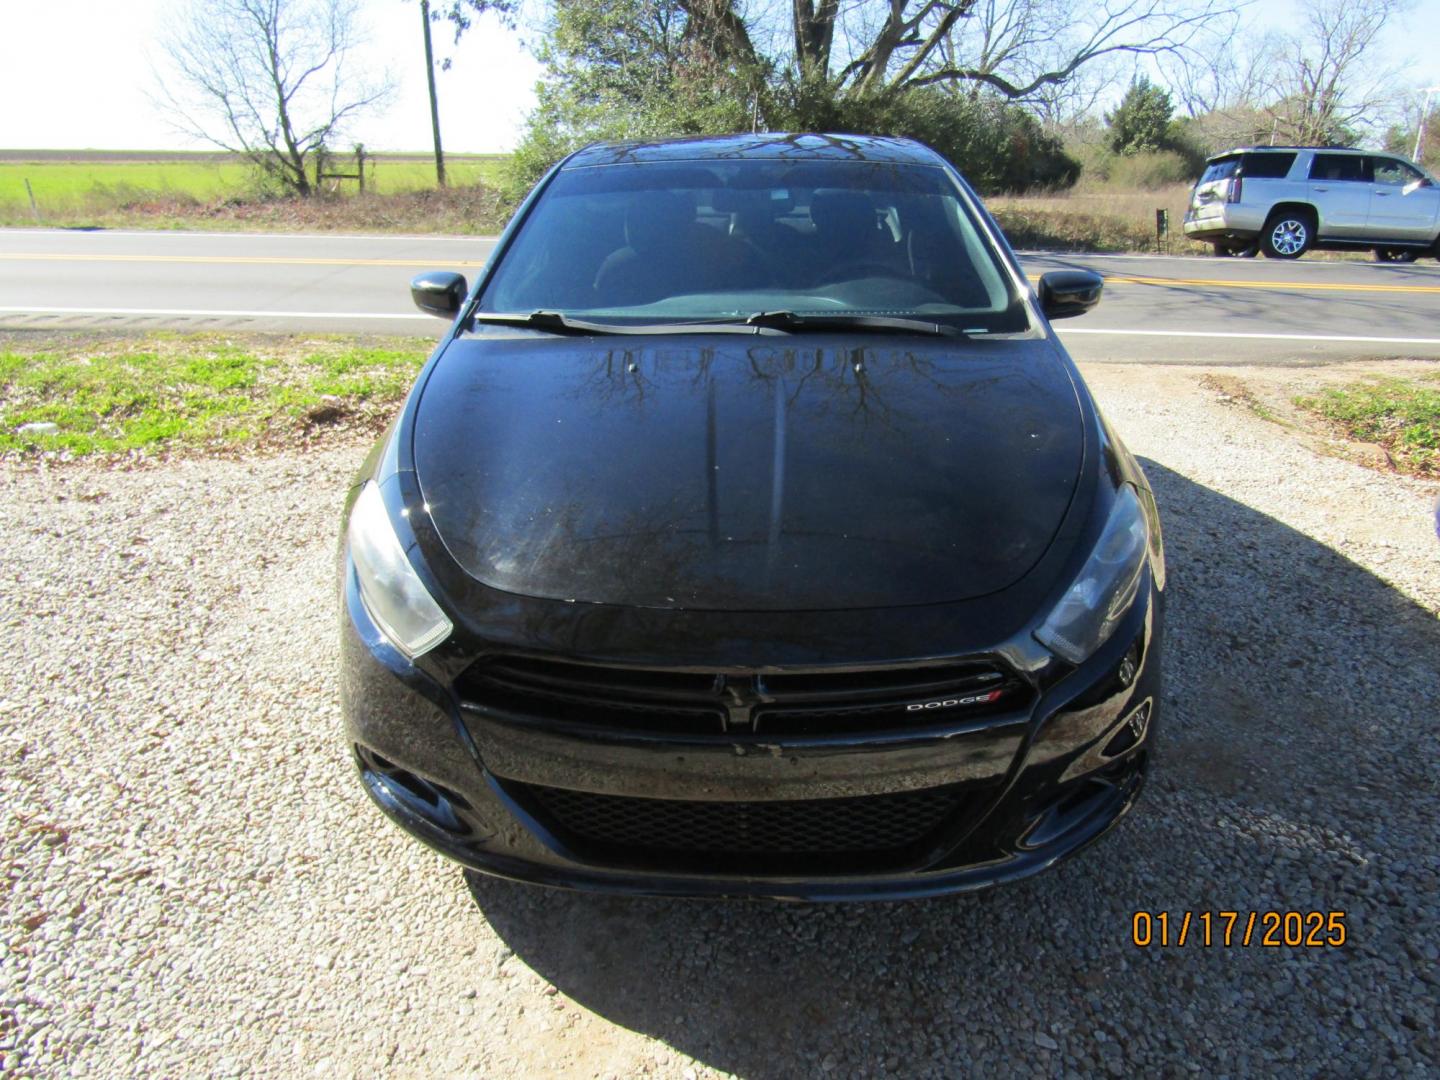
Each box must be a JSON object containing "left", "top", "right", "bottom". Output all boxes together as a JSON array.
[
  {"left": 1156, "top": 23, "right": 1270, "bottom": 118},
  {"left": 157, "top": 0, "right": 393, "bottom": 196},
  {"left": 1148, "top": 30, "right": 1278, "bottom": 153},
  {"left": 528, "top": 1, "right": 1248, "bottom": 107},
  {"left": 1028, "top": 69, "right": 1115, "bottom": 130},
  {"left": 1258, "top": 0, "right": 1409, "bottom": 146},
  {"left": 807, "top": 0, "right": 1247, "bottom": 102}
]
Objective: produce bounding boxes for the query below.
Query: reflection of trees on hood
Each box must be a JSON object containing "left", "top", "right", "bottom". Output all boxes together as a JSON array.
[
  {"left": 572, "top": 342, "right": 1018, "bottom": 439},
  {"left": 421, "top": 334, "right": 1080, "bottom": 616}
]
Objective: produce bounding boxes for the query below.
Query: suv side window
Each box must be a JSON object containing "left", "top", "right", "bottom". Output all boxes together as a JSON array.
[
  {"left": 1309, "top": 154, "right": 1372, "bottom": 183},
  {"left": 1373, "top": 158, "right": 1425, "bottom": 186},
  {"left": 1240, "top": 153, "right": 1296, "bottom": 179}
]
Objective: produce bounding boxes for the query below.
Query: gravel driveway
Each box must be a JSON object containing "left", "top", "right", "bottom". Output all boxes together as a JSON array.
[{"left": 3, "top": 361, "right": 1438, "bottom": 1078}]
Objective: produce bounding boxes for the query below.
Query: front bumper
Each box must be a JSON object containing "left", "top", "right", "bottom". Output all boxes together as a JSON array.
[{"left": 342, "top": 568, "right": 1162, "bottom": 901}]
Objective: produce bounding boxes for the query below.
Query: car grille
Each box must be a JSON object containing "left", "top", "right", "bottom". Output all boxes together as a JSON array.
[
  {"left": 513, "top": 782, "right": 976, "bottom": 875},
  {"left": 457, "top": 654, "right": 1028, "bottom": 735}
]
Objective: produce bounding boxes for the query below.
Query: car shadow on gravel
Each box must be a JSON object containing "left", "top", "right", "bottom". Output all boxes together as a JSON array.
[{"left": 465, "top": 460, "right": 1440, "bottom": 1077}]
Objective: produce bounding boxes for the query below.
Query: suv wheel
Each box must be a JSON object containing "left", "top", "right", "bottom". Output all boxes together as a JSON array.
[{"left": 1261, "top": 212, "right": 1314, "bottom": 259}]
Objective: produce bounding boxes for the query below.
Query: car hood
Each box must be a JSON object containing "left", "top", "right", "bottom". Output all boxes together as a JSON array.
[{"left": 413, "top": 331, "right": 1084, "bottom": 611}]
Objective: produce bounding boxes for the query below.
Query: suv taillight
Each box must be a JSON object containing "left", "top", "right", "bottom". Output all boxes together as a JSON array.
[{"left": 1227, "top": 177, "right": 1243, "bottom": 204}]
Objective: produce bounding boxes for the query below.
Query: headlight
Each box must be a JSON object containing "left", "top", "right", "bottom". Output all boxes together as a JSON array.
[
  {"left": 347, "top": 482, "right": 452, "bottom": 659},
  {"left": 1035, "top": 484, "right": 1149, "bottom": 664}
]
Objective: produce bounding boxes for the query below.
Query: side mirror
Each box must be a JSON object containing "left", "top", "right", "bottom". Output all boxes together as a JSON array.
[
  {"left": 411, "top": 271, "right": 468, "bottom": 319},
  {"left": 1037, "top": 270, "right": 1104, "bottom": 320}
]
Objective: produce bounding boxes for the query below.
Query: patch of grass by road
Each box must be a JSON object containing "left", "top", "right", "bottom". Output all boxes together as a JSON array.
[
  {"left": 1296, "top": 375, "right": 1440, "bottom": 476},
  {"left": 0, "top": 334, "right": 431, "bottom": 460}
]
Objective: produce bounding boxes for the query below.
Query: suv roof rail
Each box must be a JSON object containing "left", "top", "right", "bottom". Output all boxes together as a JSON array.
[{"left": 1207, "top": 144, "right": 1365, "bottom": 161}]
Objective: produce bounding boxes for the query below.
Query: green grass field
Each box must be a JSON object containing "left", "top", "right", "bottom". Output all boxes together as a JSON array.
[{"left": 0, "top": 153, "right": 508, "bottom": 219}]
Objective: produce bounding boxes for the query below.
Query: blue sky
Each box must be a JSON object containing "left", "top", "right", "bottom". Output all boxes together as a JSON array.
[{"left": 0, "top": 0, "right": 1436, "bottom": 152}]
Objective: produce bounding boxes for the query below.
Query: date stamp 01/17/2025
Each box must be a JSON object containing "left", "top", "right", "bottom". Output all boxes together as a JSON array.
[{"left": 1131, "top": 911, "right": 1348, "bottom": 948}]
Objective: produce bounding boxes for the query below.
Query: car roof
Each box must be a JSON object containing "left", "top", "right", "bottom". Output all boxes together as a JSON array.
[
  {"left": 563, "top": 133, "right": 947, "bottom": 169},
  {"left": 1209, "top": 145, "right": 1370, "bottom": 160}
]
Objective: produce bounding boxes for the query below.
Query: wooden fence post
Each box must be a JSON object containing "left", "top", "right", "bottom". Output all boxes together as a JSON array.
[{"left": 24, "top": 179, "right": 41, "bottom": 223}]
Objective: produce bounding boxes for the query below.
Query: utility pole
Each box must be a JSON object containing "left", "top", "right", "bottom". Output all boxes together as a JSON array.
[
  {"left": 1415, "top": 86, "right": 1440, "bottom": 163},
  {"left": 421, "top": 0, "right": 446, "bottom": 188}
]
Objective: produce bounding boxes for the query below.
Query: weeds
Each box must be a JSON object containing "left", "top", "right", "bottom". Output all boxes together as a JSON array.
[
  {"left": 1296, "top": 375, "right": 1440, "bottom": 476},
  {"left": 0, "top": 335, "right": 431, "bottom": 459}
]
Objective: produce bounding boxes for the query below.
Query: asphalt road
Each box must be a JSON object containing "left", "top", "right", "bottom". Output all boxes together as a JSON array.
[{"left": 2, "top": 227, "right": 1439, "bottom": 362}]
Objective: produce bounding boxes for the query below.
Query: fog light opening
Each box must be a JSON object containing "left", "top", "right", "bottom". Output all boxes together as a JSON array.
[
  {"left": 355, "top": 745, "right": 481, "bottom": 839},
  {"left": 1102, "top": 698, "right": 1152, "bottom": 759}
]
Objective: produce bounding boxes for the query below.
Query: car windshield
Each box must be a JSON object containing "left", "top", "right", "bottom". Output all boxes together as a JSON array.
[{"left": 478, "top": 159, "right": 1030, "bottom": 334}]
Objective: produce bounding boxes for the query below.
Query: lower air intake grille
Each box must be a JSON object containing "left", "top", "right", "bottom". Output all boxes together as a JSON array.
[{"left": 517, "top": 783, "right": 971, "bottom": 874}]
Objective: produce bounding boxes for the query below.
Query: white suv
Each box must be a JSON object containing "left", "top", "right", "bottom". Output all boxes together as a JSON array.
[{"left": 1183, "top": 146, "right": 1440, "bottom": 261}]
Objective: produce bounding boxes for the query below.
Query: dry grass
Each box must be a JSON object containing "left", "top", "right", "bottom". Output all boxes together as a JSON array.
[
  {"left": 991, "top": 182, "right": 1379, "bottom": 259},
  {"left": 990, "top": 183, "right": 1208, "bottom": 254}
]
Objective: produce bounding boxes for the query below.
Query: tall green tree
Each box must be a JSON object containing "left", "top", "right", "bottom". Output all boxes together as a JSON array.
[{"left": 1106, "top": 77, "right": 1175, "bottom": 154}]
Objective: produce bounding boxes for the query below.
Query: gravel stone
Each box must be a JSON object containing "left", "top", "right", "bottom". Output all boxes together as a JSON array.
[{"left": 1, "top": 361, "right": 1438, "bottom": 1077}]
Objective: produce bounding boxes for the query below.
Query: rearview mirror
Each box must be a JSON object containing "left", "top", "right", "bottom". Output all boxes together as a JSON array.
[
  {"left": 411, "top": 271, "right": 469, "bottom": 319},
  {"left": 1037, "top": 270, "right": 1103, "bottom": 320}
]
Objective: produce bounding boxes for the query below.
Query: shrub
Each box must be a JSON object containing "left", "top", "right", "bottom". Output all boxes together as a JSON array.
[
  {"left": 771, "top": 85, "right": 1079, "bottom": 194},
  {"left": 1102, "top": 150, "right": 1196, "bottom": 190}
]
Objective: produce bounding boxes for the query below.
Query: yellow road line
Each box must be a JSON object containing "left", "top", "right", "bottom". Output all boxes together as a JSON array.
[
  {"left": 0, "top": 252, "right": 488, "bottom": 268},
  {"left": 1024, "top": 271, "right": 1440, "bottom": 295}
]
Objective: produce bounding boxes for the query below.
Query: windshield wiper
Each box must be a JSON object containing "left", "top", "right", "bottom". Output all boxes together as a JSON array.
[
  {"left": 470, "top": 309, "right": 970, "bottom": 338},
  {"left": 470, "top": 311, "right": 632, "bottom": 335},
  {"left": 743, "top": 311, "right": 964, "bottom": 337},
  {"left": 471, "top": 311, "right": 772, "bottom": 336}
]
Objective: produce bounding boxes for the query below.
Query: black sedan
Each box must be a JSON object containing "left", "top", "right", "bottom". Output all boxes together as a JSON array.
[{"left": 340, "top": 133, "right": 1165, "bottom": 900}]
